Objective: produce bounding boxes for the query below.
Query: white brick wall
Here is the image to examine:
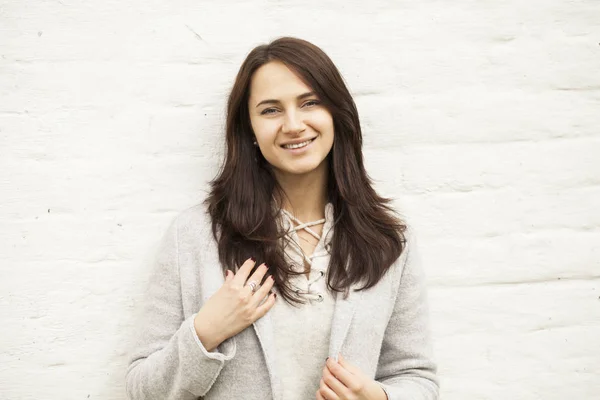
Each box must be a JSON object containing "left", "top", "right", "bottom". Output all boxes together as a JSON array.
[{"left": 1, "top": 1, "right": 599, "bottom": 398}]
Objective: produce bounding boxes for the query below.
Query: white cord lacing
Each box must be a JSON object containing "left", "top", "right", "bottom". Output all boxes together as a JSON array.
[{"left": 280, "top": 208, "right": 329, "bottom": 301}]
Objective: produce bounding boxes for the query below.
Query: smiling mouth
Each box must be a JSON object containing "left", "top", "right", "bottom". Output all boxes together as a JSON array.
[{"left": 281, "top": 137, "right": 316, "bottom": 150}]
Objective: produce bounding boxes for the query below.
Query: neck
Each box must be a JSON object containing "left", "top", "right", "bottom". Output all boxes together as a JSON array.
[{"left": 274, "top": 161, "right": 328, "bottom": 222}]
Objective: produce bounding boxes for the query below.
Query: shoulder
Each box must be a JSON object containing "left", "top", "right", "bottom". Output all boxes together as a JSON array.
[
  {"left": 174, "top": 202, "right": 211, "bottom": 225},
  {"left": 402, "top": 224, "right": 419, "bottom": 263},
  {"left": 389, "top": 223, "right": 423, "bottom": 284},
  {"left": 169, "top": 202, "right": 214, "bottom": 243}
]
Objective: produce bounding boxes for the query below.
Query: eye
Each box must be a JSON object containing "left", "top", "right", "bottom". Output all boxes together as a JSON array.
[
  {"left": 261, "top": 108, "right": 278, "bottom": 115},
  {"left": 303, "top": 100, "right": 320, "bottom": 107}
]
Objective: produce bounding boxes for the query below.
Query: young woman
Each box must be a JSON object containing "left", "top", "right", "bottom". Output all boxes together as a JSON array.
[{"left": 126, "top": 37, "right": 439, "bottom": 400}]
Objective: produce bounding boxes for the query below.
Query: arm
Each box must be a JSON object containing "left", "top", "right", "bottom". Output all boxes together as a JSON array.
[
  {"left": 125, "top": 217, "right": 236, "bottom": 400},
  {"left": 375, "top": 229, "right": 439, "bottom": 400}
]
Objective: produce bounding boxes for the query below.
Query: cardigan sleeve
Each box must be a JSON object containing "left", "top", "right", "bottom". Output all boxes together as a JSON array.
[
  {"left": 375, "top": 228, "right": 440, "bottom": 399},
  {"left": 125, "top": 217, "right": 236, "bottom": 400}
]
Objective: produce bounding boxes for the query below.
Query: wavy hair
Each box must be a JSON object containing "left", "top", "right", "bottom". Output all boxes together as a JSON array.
[{"left": 204, "top": 37, "right": 406, "bottom": 305}]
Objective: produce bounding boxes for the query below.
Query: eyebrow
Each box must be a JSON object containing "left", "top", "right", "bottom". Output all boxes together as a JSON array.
[{"left": 255, "top": 92, "right": 317, "bottom": 108}]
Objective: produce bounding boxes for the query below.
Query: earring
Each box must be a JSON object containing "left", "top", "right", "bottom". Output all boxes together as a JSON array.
[{"left": 252, "top": 139, "right": 258, "bottom": 162}]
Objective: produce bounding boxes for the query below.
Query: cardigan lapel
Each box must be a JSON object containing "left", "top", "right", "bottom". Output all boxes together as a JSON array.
[
  {"left": 252, "top": 314, "right": 281, "bottom": 400},
  {"left": 319, "top": 204, "right": 364, "bottom": 361},
  {"left": 328, "top": 282, "right": 363, "bottom": 362}
]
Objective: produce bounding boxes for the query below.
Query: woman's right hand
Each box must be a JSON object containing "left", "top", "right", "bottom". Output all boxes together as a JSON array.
[{"left": 193, "top": 257, "right": 277, "bottom": 352}]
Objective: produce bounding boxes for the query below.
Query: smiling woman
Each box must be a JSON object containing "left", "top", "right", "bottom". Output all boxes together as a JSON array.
[{"left": 126, "top": 37, "right": 439, "bottom": 400}]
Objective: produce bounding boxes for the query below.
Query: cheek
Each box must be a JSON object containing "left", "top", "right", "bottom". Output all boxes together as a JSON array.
[
  {"left": 312, "top": 111, "right": 334, "bottom": 135},
  {"left": 252, "top": 119, "right": 278, "bottom": 143}
]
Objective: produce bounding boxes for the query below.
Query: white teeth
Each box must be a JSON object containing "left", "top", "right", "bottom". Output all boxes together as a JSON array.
[{"left": 283, "top": 138, "right": 313, "bottom": 149}]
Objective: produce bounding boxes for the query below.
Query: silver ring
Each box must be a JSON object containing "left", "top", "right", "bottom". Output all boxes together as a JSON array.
[{"left": 247, "top": 281, "right": 258, "bottom": 293}]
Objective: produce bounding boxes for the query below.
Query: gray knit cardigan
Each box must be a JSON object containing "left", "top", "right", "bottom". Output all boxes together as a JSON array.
[{"left": 125, "top": 204, "right": 439, "bottom": 400}]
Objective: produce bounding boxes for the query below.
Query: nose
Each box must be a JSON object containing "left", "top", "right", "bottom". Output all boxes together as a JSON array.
[{"left": 282, "top": 109, "right": 305, "bottom": 135}]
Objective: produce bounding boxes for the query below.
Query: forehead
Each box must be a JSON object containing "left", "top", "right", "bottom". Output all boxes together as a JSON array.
[{"left": 248, "top": 61, "right": 313, "bottom": 104}]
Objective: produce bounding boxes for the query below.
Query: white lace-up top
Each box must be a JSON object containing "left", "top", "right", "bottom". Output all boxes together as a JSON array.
[{"left": 271, "top": 202, "right": 336, "bottom": 400}]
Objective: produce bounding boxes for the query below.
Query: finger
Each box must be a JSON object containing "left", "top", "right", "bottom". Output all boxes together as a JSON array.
[
  {"left": 315, "top": 390, "right": 326, "bottom": 400},
  {"left": 254, "top": 291, "right": 276, "bottom": 319},
  {"left": 322, "top": 363, "right": 348, "bottom": 397},
  {"left": 337, "top": 354, "right": 362, "bottom": 376},
  {"left": 318, "top": 377, "right": 339, "bottom": 400},
  {"left": 326, "top": 357, "right": 357, "bottom": 389},
  {"left": 239, "top": 282, "right": 255, "bottom": 299},
  {"left": 225, "top": 269, "right": 234, "bottom": 282},
  {"left": 251, "top": 273, "right": 275, "bottom": 307},
  {"left": 231, "top": 257, "right": 256, "bottom": 287},
  {"left": 246, "top": 262, "right": 268, "bottom": 286}
]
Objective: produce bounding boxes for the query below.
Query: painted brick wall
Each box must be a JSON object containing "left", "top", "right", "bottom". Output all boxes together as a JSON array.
[{"left": 1, "top": 1, "right": 599, "bottom": 399}]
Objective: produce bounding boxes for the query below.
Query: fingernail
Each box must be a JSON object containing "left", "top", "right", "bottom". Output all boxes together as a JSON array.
[
  {"left": 250, "top": 257, "right": 256, "bottom": 262},
  {"left": 274, "top": 293, "right": 277, "bottom": 298},
  {"left": 264, "top": 263, "right": 268, "bottom": 268}
]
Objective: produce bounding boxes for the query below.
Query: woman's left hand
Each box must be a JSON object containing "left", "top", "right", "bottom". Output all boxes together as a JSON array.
[{"left": 316, "top": 354, "right": 387, "bottom": 400}]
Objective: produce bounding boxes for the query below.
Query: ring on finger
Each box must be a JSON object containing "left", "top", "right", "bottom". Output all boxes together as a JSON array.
[{"left": 246, "top": 281, "right": 259, "bottom": 293}]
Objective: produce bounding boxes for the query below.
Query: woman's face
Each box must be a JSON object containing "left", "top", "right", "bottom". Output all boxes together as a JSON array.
[{"left": 248, "top": 61, "right": 334, "bottom": 179}]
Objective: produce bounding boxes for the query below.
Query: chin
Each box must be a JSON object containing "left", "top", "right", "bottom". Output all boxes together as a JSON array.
[
  {"left": 281, "top": 159, "right": 326, "bottom": 176},
  {"left": 280, "top": 166, "right": 317, "bottom": 176}
]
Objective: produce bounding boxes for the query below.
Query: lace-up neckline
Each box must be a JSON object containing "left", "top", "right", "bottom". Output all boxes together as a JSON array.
[
  {"left": 278, "top": 203, "right": 334, "bottom": 299},
  {"left": 280, "top": 208, "right": 327, "bottom": 269}
]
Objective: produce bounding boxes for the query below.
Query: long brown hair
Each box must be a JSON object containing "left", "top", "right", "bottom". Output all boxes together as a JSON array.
[{"left": 204, "top": 37, "right": 406, "bottom": 305}]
